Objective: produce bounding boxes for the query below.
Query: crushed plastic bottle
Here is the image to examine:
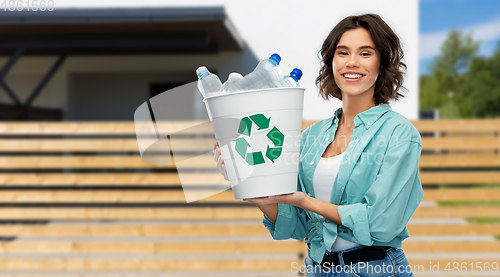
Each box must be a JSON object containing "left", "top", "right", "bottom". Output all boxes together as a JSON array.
[
  {"left": 230, "top": 53, "right": 283, "bottom": 92},
  {"left": 221, "top": 72, "right": 243, "bottom": 94}
]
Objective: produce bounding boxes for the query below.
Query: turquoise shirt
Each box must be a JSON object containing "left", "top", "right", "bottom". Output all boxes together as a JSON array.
[{"left": 262, "top": 103, "right": 423, "bottom": 264}]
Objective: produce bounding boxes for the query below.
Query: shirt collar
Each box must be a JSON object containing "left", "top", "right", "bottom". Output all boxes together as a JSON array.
[{"left": 328, "top": 103, "right": 392, "bottom": 130}]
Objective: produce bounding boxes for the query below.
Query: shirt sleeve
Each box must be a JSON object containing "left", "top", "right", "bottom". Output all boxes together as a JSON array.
[
  {"left": 262, "top": 201, "right": 308, "bottom": 240},
  {"left": 337, "top": 139, "right": 424, "bottom": 245},
  {"left": 261, "top": 127, "right": 311, "bottom": 241}
]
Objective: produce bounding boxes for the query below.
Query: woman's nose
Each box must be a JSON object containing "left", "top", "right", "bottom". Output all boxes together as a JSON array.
[{"left": 346, "top": 58, "right": 359, "bottom": 68}]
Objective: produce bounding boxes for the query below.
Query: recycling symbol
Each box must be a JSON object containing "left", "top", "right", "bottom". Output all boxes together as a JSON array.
[{"left": 232, "top": 113, "right": 284, "bottom": 165}]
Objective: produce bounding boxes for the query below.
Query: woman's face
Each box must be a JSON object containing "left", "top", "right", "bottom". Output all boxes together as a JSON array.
[{"left": 332, "top": 27, "right": 380, "bottom": 98}]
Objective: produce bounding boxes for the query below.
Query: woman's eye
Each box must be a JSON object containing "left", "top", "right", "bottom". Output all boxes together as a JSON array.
[
  {"left": 337, "top": 52, "right": 348, "bottom": 56},
  {"left": 361, "top": 52, "right": 371, "bottom": 56}
]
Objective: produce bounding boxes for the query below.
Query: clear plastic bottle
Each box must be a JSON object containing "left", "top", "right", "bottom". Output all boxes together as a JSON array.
[
  {"left": 280, "top": 68, "right": 303, "bottom": 87},
  {"left": 262, "top": 68, "right": 303, "bottom": 89},
  {"left": 230, "top": 53, "right": 282, "bottom": 92},
  {"left": 196, "top": 66, "right": 222, "bottom": 98},
  {"left": 220, "top": 72, "right": 243, "bottom": 95},
  {"left": 255, "top": 53, "right": 281, "bottom": 71}
]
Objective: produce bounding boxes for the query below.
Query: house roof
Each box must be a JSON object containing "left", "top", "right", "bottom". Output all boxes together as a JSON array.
[{"left": 0, "top": 7, "right": 244, "bottom": 55}]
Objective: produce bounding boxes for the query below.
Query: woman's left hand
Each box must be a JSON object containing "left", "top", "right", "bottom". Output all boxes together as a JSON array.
[{"left": 243, "top": 191, "right": 308, "bottom": 208}]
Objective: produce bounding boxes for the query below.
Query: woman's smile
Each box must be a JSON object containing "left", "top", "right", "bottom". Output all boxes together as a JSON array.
[{"left": 341, "top": 72, "right": 366, "bottom": 83}]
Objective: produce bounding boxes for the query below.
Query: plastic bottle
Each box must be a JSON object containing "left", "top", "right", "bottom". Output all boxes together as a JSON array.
[
  {"left": 196, "top": 66, "right": 222, "bottom": 98},
  {"left": 230, "top": 53, "right": 282, "bottom": 92},
  {"left": 260, "top": 68, "right": 303, "bottom": 89},
  {"left": 220, "top": 72, "right": 243, "bottom": 94},
  {"left": 255, "top": 53, "right": 282, "bottom": 71},
  {"left": 280, "top": 68, "right": 303, "bottom": 87}
]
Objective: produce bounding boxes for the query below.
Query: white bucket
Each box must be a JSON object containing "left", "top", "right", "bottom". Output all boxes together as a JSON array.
[{"left": 203, "top": 87, "right": 305, "bottom": 199}]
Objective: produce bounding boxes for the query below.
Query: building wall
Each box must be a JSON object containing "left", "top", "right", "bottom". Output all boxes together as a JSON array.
[
  {"left": 67, "top": 71, "right": 189, "bottom": 121},
  {"left": 0, "top": 51, "right": 261, "bottom": 121},
  {"left": 145, "top": 0, "right": 420, "bottom": 120},
  {"left": 0, "top": 0, "right": 418, "bottom": 121}
]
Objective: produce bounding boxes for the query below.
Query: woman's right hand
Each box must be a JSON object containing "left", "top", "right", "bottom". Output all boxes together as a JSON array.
[{"left": 213, "top": 142, "right": 229, "bottom": 181}]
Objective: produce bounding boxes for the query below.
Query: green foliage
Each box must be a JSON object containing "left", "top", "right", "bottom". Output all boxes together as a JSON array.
[
  {"left": 438, "top": 201, "right": 500, "bottom": 206},
  {"left": 466, "top": 218, "right": 500, "bottom": 224},
  {"left": 433, "top": 30, "right": 479, "bottom": 77},
  {"left": 420, "top": 75, "right": 441, "bottom": 109},
  {"left": 462, "top": 42, "right": 500, "bottom": 118},
  {"left": 420, "top": 30, "right": 500, "bottom": 118}
]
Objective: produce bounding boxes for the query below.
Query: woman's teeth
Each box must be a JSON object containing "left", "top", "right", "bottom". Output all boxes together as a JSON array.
[{"left": 343, "top": 74, "right": 363, "bottom": 79}]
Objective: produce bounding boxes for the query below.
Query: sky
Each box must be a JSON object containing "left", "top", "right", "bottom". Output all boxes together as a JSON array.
[{"left": 419, "top": 0, "right": 500, "bottom": 75}]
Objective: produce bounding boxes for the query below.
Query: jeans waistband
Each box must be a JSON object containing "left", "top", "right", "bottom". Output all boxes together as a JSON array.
[{"left": 307, "top": 243, "right": 391, "bottom": 268}]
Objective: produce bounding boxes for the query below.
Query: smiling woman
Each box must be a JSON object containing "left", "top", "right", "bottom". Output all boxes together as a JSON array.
[
  {"left": 214, "top": 13, "right": 420, "bottom": 277},
  {"left": 316, "top": 14, "right": 407, "bottom": 107}
]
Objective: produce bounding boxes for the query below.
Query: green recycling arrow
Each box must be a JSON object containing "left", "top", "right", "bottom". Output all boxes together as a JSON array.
[
  {"left": 250, "top": 114, "right": 270, "bottom": 130},
  {"left": 246, "top": 151, "right": 265, "bottom": 165},
  {"left": 266, "top": 126, "right": 284, "bottom": 147},
  {"left": 234, "top": 137, "right": 265, "bottom": 165},
  {"left": 265, "top": 145, "right": 282, "bottom": 163},
  {"left": 237, "top": 114, "right": 271, "bottom": 136},
  {"left": 233, "top": 113, "right": 285, "bottom": 165},
  {"left": 234, "top": 137, "right": 250, "bottom": 158},
  {"left": 237, "top": 117, "right": 253, "bottom": 136}
]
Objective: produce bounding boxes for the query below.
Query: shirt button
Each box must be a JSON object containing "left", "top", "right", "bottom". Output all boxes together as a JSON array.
[
  {"left": 310, "top": 161, "right": 314, "bottom": 165},
  {"left": 355, "top": 136, "right": 357, "bottom": 140},
  {"left": 367, "top": 122, "right": 370, "bottom": 125}
]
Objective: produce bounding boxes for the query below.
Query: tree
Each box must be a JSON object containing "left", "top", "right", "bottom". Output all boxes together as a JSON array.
[
  {"left": 420, "top": 30, "right": 480, "bottom": 118},
  {"left": 432, "top": 30, "right": 479, "bottom": 77},
  {"left": 462, "top": 41, "right": 500, "bottom": 118}
]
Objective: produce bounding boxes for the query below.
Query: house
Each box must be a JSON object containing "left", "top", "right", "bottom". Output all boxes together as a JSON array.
[{"left": 0, "top": 1, "right": 418, "bottom": 122}]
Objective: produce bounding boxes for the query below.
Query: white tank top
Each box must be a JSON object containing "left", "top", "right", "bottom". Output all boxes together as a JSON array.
[{"left": 312, "top": 152, "right": 362, "bottom": 252}]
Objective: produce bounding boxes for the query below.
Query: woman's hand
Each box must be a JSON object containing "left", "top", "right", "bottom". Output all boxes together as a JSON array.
[
  {"left": 243, "top": 191, "right": 308, "bottom": 208},
  {"left": 213, "top": 142, "right": 229, "bottom": 181}
]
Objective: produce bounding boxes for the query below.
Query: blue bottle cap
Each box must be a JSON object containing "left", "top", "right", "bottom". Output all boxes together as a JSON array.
[
  {"left": 290, "top": 68, "right": 303, "bottom": 81},
  {"left": 196, "top": 66, "right": 210, "bottom": 78},
  {"left": 269, "top": 53, "right": 281, "bottom": 66}
]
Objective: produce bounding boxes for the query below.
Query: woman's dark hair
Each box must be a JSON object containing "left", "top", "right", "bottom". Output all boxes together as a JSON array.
[{"left": 315, "top": 14, "right": 407, "bottom": 104}]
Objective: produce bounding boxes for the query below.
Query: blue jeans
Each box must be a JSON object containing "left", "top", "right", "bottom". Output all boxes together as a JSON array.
[{"left": 303, "top": 245, "right": 414, "bottom": 277}]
